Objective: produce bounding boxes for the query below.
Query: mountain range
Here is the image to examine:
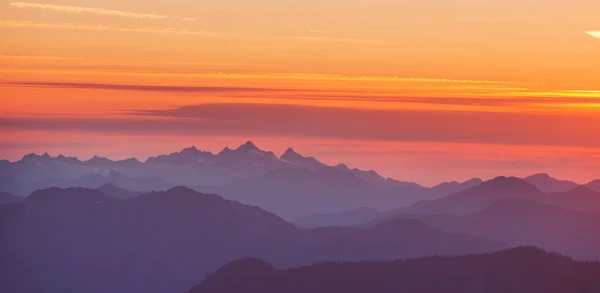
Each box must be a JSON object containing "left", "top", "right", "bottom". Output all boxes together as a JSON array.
[
  {"left": 0, "top": 186, "right": 503, "bottom": 293},
  {"left": 399, "top": 198, "right": 600, "bottom": 260},
  {"left": 188, "top": 247, "right": 600, "bottom": 293},
  {"left": 298, "top": 176, "right": 600, "bottom": 227},
  {"left": 2, "top": 142, "right": 597, "bottom": 219}
]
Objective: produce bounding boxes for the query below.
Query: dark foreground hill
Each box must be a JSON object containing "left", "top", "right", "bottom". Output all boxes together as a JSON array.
[
  {"left": 0, "top": 187, "right": 502, "bottom": 293},
  {"left": 188, "top": 247, "right": 600, "bottom": 293}
]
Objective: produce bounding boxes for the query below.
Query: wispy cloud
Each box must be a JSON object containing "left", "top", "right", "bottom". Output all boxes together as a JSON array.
[
  {"left": 279, "top": 35, "right": 382, "bottom": 45},
  {"left": 9, "top": 2, "right": 196, "bottom": 22},
  {"left": 3, "top": 81, "right": 315, "bottom": 93},
  {"left": 586, "top": 31, "right": 600, "bottom": 39},
  {"left": 0, "top": 20, "right": 215, "bottom": 36},
  {"left": 0, "top": 67, "right": 519, "bottom": 85},
  {"left": 0, "top": 54, "right": 84, "bottom": 60}
]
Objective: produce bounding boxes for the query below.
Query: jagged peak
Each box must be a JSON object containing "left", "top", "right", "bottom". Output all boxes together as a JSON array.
[
  {"left": 281, "top": 147, "right": 301, "bottom": 159},
  {"left": 86, "top": 155, "right": 111, "bottom": 163},
  {"left": 119, "top": 157, "right": 140, "bottom": 163},
  {"left": 21, "top": 153, "right": 40, "bottom": 160},
  {"left": 181, "top": 146, "right": 199, "bottom": 153},
  {"left": 335, "top": 163, "right": 350, "bottom": 170},
  {"left": 236, "top": 141, "right": 259, "bottom": 151}
]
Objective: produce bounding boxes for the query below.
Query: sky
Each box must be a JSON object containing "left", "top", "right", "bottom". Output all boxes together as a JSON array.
[{"left": 1, "top": 0, "right": 599, "bottom": 185}]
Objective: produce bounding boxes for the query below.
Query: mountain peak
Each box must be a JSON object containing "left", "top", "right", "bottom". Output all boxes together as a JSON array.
[
  {"left": 464, "top": 178, "right": 483, "bottom": 184},
  {"left": 281, "top": 147, "right": 300, "bottom": 159},
  {"left": 476, "top": 176, "right": 541, "bottom": 194},
  {"left": 181, "top": 146, "right": 199, "bottom": 153},
  {"left": 86, "top": 155, "right": 111, "bottom": 163},
  {"left": 21, "top": 153, "right": 40, "bottom": 161},
  {"left": 237, "top": 141, "right": 259, "bottom": 151},
  {"left": 526, "top": 173, "right": 553, "bottom": 180},
  {"left": 524, "top": 173, "right": 579, "bottom": 193}
]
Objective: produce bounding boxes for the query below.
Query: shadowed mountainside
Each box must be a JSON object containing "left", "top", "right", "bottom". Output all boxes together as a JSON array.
[
  {"left": 96, "top": 183, "right": 142, "bottom": 199},
  {"left": 297, "top": 178, "right": 600, "bottom": 228},
  {"left": 188, "top": 247, "right": 600, "bottom": 293},
  {"left": 400, "top": 198, "right": 600, "bottom": 260},
  {"left": 294, "top": 207, "right": 383, "bottom": 228},
  {"left": 0, "top": 143, "right": 488, "bottom": 219},
  {"left": 0, "top": 186, "right": 502, "bottom": 293},
  {"left": 393, "top": 176, "right": 545, "bottom": 216},
  {"left": 524, "top": 173, "right": 579, "bottom": 193},
  {"left": 0, "top": 192, "right": 23, "bottom": 204}
]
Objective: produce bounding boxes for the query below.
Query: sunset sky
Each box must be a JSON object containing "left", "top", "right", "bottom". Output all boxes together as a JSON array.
[{"left": 1, "top": 0, "right": 599, "bottom": 185}]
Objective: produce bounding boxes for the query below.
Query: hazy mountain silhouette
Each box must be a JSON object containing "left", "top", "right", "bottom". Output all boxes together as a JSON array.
[
  {"left": 0, "top": 142, "right": 426, "bottom": 193},
  {"left": 2, "top": 144, "right": 596, "bottom": 219},
  {"left": 34, "top": 170, "right": 178, "bottom": 193},
  {"left": 295, "top": 217, "right": 504, "bottom": 265},
  {"left": 96, "top": 183, "right": 141, "bottom": 199},
  {"left": 430, "top": 178, "right": 484, "bottom": 196},
  {"left": 587, "top": 179, "right": 600, "bottom": 193},
  {"left": 401, "top": 198, "right": 600, "bottom": 260},
  {"left": 395, "top": 176, "right": 545, "bottom": 216},
  {"left": 214, "top": 166, "right": 406, "bottom": 219},
  {"left": 0, "top": 175, "right": 28, "bottom": 196},
  {"left": 294, "top": 207, "right": 383, "bottom": 228},
  {"left": 545, "top": 185, "right": 600, "bottom": 214},
  {"left": 188, "top": 247, "right": 600, "bottom": 293},
  {"left": 525, "top": 173, "right": 579, "bottom": 192},
  {"left": 0, "top": 192, "right": 23, "bottom": 204},
  {"left": 303, "top": 178, "right": 600, "bottom": 228},
  {"left": 0, "top": 187, "right": 501, "bottom": 293},
  {"left": 280, "top": 147, "right": 326, "bottom": 169}
]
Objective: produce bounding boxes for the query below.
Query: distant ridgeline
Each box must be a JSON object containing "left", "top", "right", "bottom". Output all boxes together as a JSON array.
[
  {"left": 188, "top": 247, "right": 600, "bottom": 293},
  {"left": 1, "top": 142, "right": 599, "bottom": 220}
]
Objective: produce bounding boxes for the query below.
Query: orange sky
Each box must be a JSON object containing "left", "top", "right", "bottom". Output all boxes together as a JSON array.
[{"left": 0, "top": 0, "right": 599, "bottom": 185}]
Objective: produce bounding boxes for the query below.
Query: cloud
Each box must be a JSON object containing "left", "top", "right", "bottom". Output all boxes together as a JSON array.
[
  {"left": 0, "top": 55, "right": 84, "bottom": 60},
  {"left": 3, "top": 81, "right": 316, "bottom": 93},
  {"left": 0, "top": 67, "right": 518, "bottom": 85},
  {"left": 9, "top": 2, "right": 196, "bottom": 22},
  {"left": 2, "top": 103, "right": 600, "bottom": 149},
  {"left": 279, "top": 35, "right": 382, "bottom": 45},
  {"left": 9, "top": 2, "right": 167, "bottom": 20},
  {"left": 586, "top": 31, "right": 600, "bottom": 39},
  {"left": 0, "top": 20, "right": 216, "bottom": 36},
  {"left": 6, "top": 81, "right": 591, "bottom": 110}
]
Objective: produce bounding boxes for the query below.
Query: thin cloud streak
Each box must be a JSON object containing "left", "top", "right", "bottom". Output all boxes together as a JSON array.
[
  {"left": 586, "top": 31, "right": 600, "bottom": 39},
  {"left": 0, "top": 67, "right": 519, "bottom": 85},
  {"left": 0, "top": 20, "right": 216, "bottom": 36},
  {"left": 8, "top": 2, "right": 197, "bottom": 22},
  {"left": 279, "top": 36, "right": 382, "bottom": 45},
  {"left": 2, "top": 81, "right": 318, "bottom": 93},
  {"left": 0, "top": 55, "right": 84, "bottom": 60},
  {"left": 2, "top": 103, "right": 600, "bottom": 148},
  {"left": 9, "top": 2, "right": 168, "bottom": 20}
]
